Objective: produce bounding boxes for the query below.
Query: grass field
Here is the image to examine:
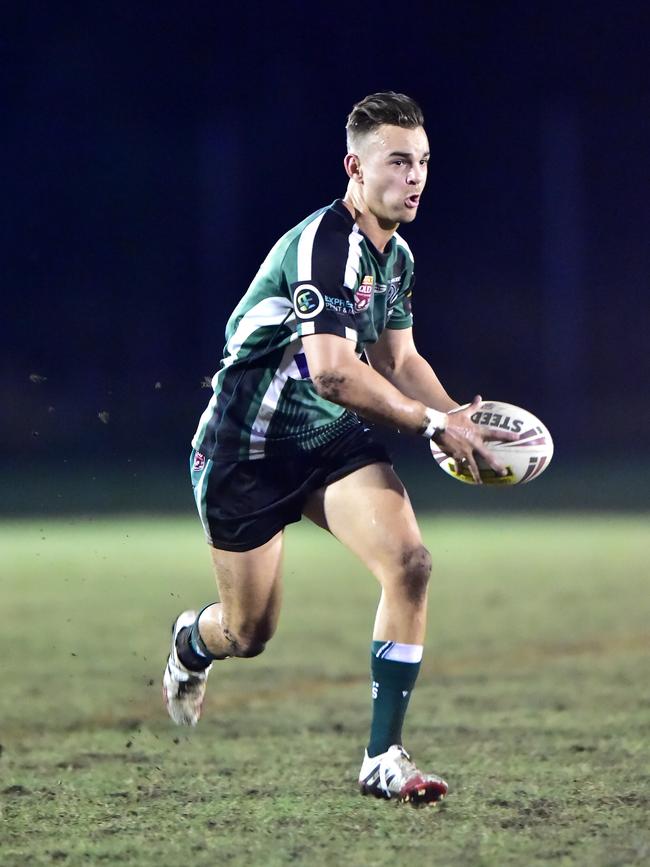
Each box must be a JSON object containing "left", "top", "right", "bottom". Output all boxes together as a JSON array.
[{"left": 1, "top": 514, "right": 649, "bottom": 866}]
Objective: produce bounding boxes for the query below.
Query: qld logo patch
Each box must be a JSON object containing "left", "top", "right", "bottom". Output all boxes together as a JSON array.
[
  {"left": 293, "top": 283, "right": 324, "bottom": 319},
  {"left": 355, "top": 275, "right": 373, "bottom": 312}
]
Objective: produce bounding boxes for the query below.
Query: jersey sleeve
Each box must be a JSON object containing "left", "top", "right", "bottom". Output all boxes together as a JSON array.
[
  {"left": 386, "top": 273, "right": 415, "bottom": 330},
  {"left": 286, "top": 212, "right": 359, "bottom": 344},
  {"left": 290, "top": 280, "right": 358, "bottom": 342}
]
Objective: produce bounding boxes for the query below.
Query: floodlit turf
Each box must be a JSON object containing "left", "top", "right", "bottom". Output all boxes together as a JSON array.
[{"left": 1, "top": 514, "right": 649, "bottom": 866}]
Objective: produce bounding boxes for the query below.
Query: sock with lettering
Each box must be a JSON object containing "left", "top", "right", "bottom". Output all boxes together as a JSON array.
[{"left": 367, "top": 641, "right": 423, "bottom": 758}]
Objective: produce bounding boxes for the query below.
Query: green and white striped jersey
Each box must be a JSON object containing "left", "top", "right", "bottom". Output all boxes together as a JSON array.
[{"left": 192, "top": 199, "right": 416, "bottom": 461}]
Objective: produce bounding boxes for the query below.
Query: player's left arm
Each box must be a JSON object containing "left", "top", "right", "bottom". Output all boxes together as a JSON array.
[{"left": 365, "top": 327, "right": 459, "bottom": 413}]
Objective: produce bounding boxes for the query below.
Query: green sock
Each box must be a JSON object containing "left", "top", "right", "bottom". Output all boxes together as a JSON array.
[{"left": 367, "top": 640, "right": 422, "bottom": 758}]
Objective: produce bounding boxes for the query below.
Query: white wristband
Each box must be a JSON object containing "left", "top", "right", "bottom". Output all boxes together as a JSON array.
[{"left": 422, "top": 407, "right": 448, "bottom": 439}]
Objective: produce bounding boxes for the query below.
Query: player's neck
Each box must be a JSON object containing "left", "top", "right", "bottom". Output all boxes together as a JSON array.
[{"left": 342, "top": 191, "right": 397, "bottom": 253}]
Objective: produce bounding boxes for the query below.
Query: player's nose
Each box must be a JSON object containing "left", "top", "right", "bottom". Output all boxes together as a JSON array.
[{"left": 406, "top": 165, "right": 426, "bottom": 185}]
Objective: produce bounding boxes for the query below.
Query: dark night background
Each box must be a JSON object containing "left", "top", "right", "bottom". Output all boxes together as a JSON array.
[{"left": 3, "top": 2, "right": 649, "bottom": 513}]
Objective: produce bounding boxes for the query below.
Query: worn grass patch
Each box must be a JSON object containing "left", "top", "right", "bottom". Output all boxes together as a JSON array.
[{"left": 1, "top": 515, "right": 649, "bottom": 866}]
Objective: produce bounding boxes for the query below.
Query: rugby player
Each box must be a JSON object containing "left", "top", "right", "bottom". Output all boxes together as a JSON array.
[{"left": 163, "top": 92, "right": 512, "bottom": 804}]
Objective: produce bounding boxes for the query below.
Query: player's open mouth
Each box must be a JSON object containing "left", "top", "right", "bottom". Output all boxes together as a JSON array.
[{"left": 405, "top": 195, "right": 420, "bottom": 209}]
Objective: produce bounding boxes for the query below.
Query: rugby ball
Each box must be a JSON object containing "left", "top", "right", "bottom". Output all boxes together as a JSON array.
[{"left": 430, "top": 400, "right": 554, "bottom": 485}]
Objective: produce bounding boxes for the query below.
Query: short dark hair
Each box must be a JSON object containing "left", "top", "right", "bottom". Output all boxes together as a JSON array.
[{"left": 346, "top": 92, "right": 424, "bottom": 150}]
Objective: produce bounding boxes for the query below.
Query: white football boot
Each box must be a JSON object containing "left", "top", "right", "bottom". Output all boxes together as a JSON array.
[
  {"left": 162, "top": 610, "right": 212, "bottom": 726},
  {"left": 358, "top": 745, "right": 448, "bottom": 804}
]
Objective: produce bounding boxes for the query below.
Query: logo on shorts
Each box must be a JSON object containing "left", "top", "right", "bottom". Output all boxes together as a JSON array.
[
  {"left": 293, "top": 283, "right": 325, "bottom": 319},
  {"left": 193, "top": 452, "right": 206, "bottom": 472},
  {"left": 355, "top": 275, "right": 373, "bottom": 312}
]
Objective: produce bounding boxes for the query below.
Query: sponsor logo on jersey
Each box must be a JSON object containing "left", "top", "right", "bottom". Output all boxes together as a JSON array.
[
  {"left": 355, "top": 275, "right": 373, "bottom": 312},
  {"left": 387, "top": 278, "right": 402, "bottom": 307},
  {"left": 324, "top": 294, "right": 355, "bottom": 315},
  {"left": 293, "top": 283, "right": 325, "bottom": 319}
]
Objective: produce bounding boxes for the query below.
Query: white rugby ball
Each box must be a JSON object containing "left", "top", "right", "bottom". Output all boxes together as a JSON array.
[{"left": 430, "top": 400, "right": 554, "bottom": 485}]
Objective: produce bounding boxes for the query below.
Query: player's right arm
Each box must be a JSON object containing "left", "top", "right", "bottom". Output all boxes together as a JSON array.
[
  {"left": 302, "top": 333, "right": 432, "bottom": 435},
  {"left": 301, "top": 332, "right": 510, "bottom": 482}
]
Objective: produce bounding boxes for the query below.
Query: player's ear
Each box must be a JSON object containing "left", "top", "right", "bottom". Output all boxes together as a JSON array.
[{"left": 344, "top": 153, "right": 363, "bottom": 183}]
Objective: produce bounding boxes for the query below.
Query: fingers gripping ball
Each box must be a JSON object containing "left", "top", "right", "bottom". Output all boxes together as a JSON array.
[{"left": 431, "top": 400, "right": 554, "bottom": 485}]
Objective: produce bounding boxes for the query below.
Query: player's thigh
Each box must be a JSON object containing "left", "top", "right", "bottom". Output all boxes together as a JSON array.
[
  {"left": 209, "top": 530, "right": 284, "bottom": 635},
  {"left": 303, "top": 462, "right": 427, "bottom": 585}
]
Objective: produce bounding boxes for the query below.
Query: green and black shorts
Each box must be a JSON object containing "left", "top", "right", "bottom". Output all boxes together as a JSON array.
[{"left": 189, "top": 423, "right": 391, "bottom": 552}]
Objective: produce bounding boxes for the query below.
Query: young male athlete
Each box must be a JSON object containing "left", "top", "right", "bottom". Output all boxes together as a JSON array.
[{"left": 163, "top": 92, "right": 512, "bottom": 804}]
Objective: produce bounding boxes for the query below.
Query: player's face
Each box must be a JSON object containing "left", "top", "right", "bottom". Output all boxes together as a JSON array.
[{"left": 356, "top": 125, "right": 429, "bottom": 226}]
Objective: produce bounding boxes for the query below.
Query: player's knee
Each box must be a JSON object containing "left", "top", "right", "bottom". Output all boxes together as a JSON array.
[{"left": 397, "top": 544, "right": 432, "bottom": 604}]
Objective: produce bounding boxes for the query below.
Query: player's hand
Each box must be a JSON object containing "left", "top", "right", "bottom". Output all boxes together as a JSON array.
[{"left": 433, "top": 395, "right": 519, "bottom": 485}]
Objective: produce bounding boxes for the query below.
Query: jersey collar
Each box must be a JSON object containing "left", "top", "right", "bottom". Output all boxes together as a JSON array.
[{"left": 330, "top": 199, "right": 395, "bottom": 266}]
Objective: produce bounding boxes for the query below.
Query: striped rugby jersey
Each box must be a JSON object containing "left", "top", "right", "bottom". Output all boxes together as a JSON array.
[{"left": 192, "top": 198, "right": 416, "bottom": 461}]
